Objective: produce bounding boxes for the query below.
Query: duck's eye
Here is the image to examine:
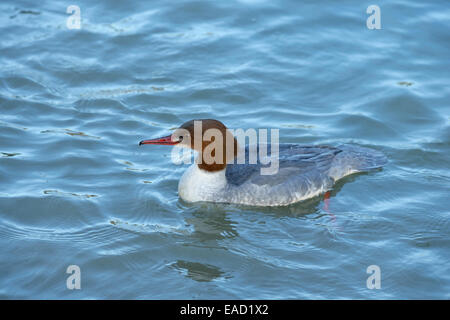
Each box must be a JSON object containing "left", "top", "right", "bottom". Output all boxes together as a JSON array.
[{"left": 178, "top": 136, "right": 184, "bottom": 142}]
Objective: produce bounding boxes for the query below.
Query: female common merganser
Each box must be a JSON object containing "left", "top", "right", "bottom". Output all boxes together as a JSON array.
[{"left": 139, "top": 119, "right": 387, "bottom": 206}]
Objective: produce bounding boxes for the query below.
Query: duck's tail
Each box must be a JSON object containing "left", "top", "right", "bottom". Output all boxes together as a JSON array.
[{"left": 329, "top": 144, "right": 387, "bottom": 181}]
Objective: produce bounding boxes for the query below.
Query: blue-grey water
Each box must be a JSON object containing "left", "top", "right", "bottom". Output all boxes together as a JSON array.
[{"left": 1, "top": 0, "right": 449, "bottom": 299}]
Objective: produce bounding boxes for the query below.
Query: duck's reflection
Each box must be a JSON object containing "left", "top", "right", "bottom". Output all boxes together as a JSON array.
[
  {"left": 178, "top": 173, "right": 363, "bottom": 239},
  {"left": 178, "top": 201, "right": 239, "bottom": 241},
  {"left": 171, "top": 173, "right": 372, "bottom": 282},
  {"left": 171, "top": 260, "right": 227, "bottom": 282}
]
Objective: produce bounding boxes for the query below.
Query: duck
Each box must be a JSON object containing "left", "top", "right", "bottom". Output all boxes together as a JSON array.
[{"left": 139, "top": 119, "right": 387, "bottom": 206}]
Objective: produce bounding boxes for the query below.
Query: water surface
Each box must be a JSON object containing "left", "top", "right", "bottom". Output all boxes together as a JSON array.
[{"left": 0, "top": 0, "right": 449, "bottom": 299}]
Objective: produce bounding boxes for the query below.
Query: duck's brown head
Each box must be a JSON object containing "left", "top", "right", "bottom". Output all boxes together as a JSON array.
[{"left": 140, "top": 119, "right": 238, "bottom": 172}]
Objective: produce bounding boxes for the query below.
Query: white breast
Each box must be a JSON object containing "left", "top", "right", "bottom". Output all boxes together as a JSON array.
[{"left": 178, "top": 164, "right": 228, "bottom": 203}]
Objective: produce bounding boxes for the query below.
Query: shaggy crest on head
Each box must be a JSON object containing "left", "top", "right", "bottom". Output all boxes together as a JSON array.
[{"left": 141, "top": 119, "right": 238, "bottom": 172}]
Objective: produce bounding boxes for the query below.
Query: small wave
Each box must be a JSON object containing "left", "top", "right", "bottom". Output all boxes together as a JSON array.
[{"left": 109, "top": 218, "right": 193, "bottom": 236}]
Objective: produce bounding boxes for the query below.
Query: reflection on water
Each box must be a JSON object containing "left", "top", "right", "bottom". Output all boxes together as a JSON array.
[
  {"left": 182, "top": 203, "right": 239, "bottom": 240},
  {"left": 172, "top": 260, "right": 228, "bottom": 283}
]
